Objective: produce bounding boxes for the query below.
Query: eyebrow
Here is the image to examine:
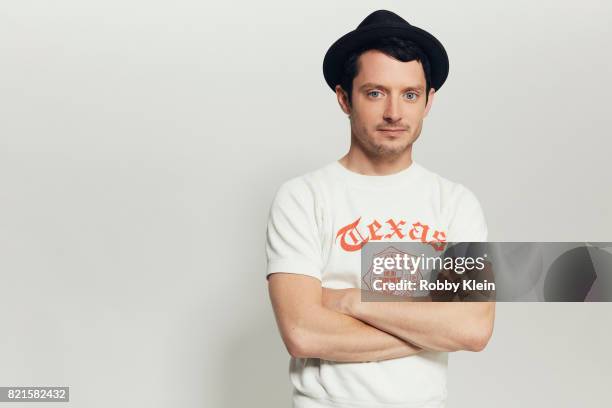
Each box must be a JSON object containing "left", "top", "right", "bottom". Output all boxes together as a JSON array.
[{"left": 359, "top": 82, "right": 424, "bottom": 92}]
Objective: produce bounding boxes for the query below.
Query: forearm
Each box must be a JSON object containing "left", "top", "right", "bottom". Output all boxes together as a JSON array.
[
  {"left": 288, "top": 304, "right": 422, "bottom": 362},
  {"left": 348, "top": 298, "right": 495, "bottom": 352}
]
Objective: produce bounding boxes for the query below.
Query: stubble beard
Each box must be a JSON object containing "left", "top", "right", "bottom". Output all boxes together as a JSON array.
[{"left": 350, "top": 117, "right": 422, "bottom": 160}]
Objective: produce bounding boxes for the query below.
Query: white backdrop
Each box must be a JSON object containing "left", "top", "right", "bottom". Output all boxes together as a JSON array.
[{"left": 1, "top": 1, "right": 611, "bottom": 406}]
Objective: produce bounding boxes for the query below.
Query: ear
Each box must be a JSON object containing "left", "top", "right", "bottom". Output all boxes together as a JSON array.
[
  {"left": 423, "top": 88, "right": 436, "bottom": 117},
  {"left": 335, "top": 85, "right": 351, "bottom": 115}
]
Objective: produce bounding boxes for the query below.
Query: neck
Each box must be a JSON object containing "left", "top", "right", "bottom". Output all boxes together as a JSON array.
[{"left": 339, "top": 144, "right": 414, "bottom": 176}]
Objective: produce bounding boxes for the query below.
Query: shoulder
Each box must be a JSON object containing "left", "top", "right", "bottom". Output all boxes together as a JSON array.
[
  {"left": 416, "top": 164, "right": 480, "bottom": 205},
  {"left": 273, "top": 162, "right": 335, "bottom": 201},
  {"left": 416, "top": 164, "right": 487, "bottom": 240}
]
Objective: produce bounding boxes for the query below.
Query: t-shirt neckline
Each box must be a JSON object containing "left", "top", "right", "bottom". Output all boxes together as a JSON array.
[{"left": 331, "top": 159, "right": 422, "bottom": 188}]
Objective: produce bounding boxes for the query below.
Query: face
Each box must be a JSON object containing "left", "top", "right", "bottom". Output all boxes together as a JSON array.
[{"left": 336, "top": 50, "right": 435, "bottom": 159}]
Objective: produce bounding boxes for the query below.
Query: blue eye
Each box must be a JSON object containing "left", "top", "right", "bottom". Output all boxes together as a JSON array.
[
  {"left": 368, "top": 90, "right": 382, "bottom": 98},
  {"left": 404, "top": 92, "right": 417, "bottom": 100}
]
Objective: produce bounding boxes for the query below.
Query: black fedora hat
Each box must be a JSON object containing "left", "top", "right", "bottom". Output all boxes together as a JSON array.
[{"left": 323, "top": 10, "right": 449, "bottom": 93}]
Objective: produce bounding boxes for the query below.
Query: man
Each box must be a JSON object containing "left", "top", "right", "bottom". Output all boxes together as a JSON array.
[{"left": 265, "top": 9, "right": 495, "bottom": 408}]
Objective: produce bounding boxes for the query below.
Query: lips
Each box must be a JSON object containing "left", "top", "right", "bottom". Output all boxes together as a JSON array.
[{"left": 378, "top": 128, "right": 406, "bottom": 135}]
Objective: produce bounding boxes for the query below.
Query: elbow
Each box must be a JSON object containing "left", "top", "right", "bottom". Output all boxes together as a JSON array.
[
  {"left": 464, "top": 322, "right": 494, "bottom": 352},
  {"left": 463, "top": 303, "right": 495, "bottom": 352},
  {"left": 284, "top": 327, "right": 312, "bottom": 359},
  {"left": 286, "top": 339, "right": 308, "bottom": 359},
  {"left": 466, "top": 333, "right": 490, "bottom": 352}
]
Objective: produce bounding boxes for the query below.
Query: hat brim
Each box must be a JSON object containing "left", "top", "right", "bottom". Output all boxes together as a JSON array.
[{"left": 323, "top": 23, "right": 449, "bottom": 93}]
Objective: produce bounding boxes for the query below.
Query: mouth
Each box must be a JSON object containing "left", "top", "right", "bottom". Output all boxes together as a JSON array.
[{"left": 378, "top": 128, "right": 406, "bottom": 135}]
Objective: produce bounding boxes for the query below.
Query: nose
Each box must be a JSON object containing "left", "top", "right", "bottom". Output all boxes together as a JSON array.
[{"left": 383, "top": 96, "right": 401, "bottom": 123}]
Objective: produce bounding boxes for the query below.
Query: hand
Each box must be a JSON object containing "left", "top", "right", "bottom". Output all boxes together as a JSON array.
[{"left": 322, "top": 287, "right": 360, "bottom": 315}]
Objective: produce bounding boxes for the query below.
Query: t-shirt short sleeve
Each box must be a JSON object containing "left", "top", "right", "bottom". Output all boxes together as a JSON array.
[
  {"left": 447, "top": 184, "right": 488, "bottom": 242},
  {"left": 265, "top": 178, "right": 323, "bottom": 281}
]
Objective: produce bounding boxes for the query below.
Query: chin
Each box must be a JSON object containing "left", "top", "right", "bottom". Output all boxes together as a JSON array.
[
  {"left": 369, "top": 143, "right": 410, "bottom": 157},
  {"left": 355, "top": 132, "right": 412, "bottom": 157},
  {"left": 374, "top": 138, "right": 410, "bottom": 151}
]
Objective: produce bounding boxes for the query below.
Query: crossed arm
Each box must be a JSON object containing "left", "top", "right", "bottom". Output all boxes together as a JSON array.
[{"left": 268, "top": 272, "right": 495, "bottom": 363}]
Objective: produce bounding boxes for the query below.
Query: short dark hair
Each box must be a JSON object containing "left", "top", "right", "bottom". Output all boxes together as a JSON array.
[{"left": 338, "top": 36, "right": 432, "bottom": 105}]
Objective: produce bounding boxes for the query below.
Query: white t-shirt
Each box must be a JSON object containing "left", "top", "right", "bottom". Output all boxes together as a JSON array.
[{"left": 265, "top": 160, "right": 488, "bottom": 408}]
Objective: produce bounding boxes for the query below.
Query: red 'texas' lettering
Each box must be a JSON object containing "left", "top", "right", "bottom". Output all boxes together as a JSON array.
[
  {"left": 335, "top": 217, "right": 369, "bottom": 251},
  {"left": 335, "top": 217, "right": 447, "bottom": 252}
]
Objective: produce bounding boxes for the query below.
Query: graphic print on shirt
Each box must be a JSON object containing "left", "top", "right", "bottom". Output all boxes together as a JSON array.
[{"left": 335, "top": 216, "right": 447, "bottom": 252}]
